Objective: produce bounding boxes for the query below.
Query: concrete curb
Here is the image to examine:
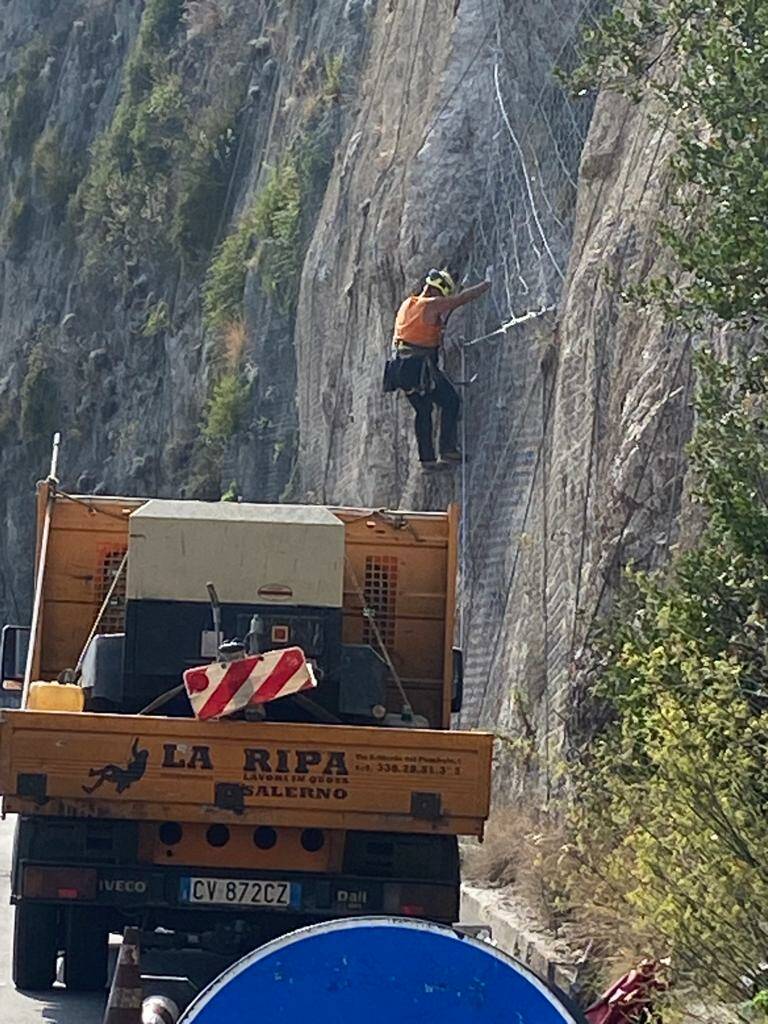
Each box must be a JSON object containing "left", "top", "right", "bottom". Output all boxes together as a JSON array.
[{"left": 460, "top": 884, "right": 583, "bottom": 998}]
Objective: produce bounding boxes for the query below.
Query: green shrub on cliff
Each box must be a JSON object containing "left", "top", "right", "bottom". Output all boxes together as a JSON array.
[
  {"left": 202, "top": 114, "right": 337, "bottom": 331},
  {"left": 202, "top": 371, "right": 250, "bottom": 445},
  {"left": 567, "top": 1, "right": 768, "bottom": 1007},
  {"left": 250, "top": 158, "right": 302, "bottom": 310},
  {"left": 3, "top": 41, "right": 48, "bottom": 159},
  {"left": 172, "top": 106, "right": 239, "bottom": 261},
  {"left": 571, "top": 351, "right": 768, "bottom": 1004},
  {"left": 20, "top": 342, "right": 58, "bottom": 443},
  {"left": 568, "top": 0, "right": 768, "bottom": 327},
  {"left": 32, "top": 127, "right": 83, "bottom": 216},
  {"left": 141, "top": 0, "right": 185, "bottom": 44},
  {"left": 75, "top": 0, "right": 187, "bottom": 269},
  {"left": 202, "top": 207, "right": 258, "bottom": 333},
  {"left": 129, "top": 74, "right": 186, "bottom": 178},
  {"left": 202, "top": 156, "right": 302, "bottom": 332}
]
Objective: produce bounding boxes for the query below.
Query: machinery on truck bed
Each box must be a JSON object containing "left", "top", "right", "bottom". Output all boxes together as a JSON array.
[{"left": 0, "top": 479, "right": 492, "bottom": 993}]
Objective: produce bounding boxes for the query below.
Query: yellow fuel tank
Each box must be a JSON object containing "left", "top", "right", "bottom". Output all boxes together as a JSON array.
[{"left": 27, "top": 682, "right": 84, "bottom": 713}]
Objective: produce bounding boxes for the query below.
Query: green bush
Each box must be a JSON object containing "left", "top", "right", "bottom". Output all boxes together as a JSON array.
[
  {"left": 202, "top": 209, "right": 258, "bottom": 333},
  {"left": 322, "top": 53, "right": 344, "bottom": 103},
  {"left": 32, "top": 127, "right": 83, "bottom": 216},
  {"left": 569, "top": 351, "right": 768, "bottom": 1005},
  {"left": 77, "top": 0, "right": 187, "bottom": 254},
  {"left": 141, "top": 299, "right": 170, "bottom": 336},
  {"left": 172, "top": 110, "right": 238, "bottom": 261},
  {"left": 202, "top": 155, "right": 304, "bottom": 331},
  {"left": 5, "top": 180, "right": 33, "bottom": 256},
  {"left": 141, "top": 0, "right": 185, "bottom": 48},
  {"left": 568, "top": 0, "right": 768, "bottom": 327},
  {"left": 251, "top": 158, "right": 302, "bottom": 310},
  {"left": 202, "top": 371, "right": 250, "bottom": 445},
  {"left": 130, "top": 74, "right": 185, "bottom": 177},
  {"left": 20, "top": 343, "right": 58, "bottom": 443},
  {"left": 4, "top": 42, "right": 48, "bottom": 158},
  {"left": 202, "top": 118, "right": 336, "bottom": 329},
  {"left": 565, "top": 7, "right": 768, "bottom": 1007}
]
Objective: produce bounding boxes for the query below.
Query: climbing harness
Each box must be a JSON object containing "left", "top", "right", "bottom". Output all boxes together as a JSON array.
[{"left": 383, "top": 343, "right": 442, "bottom": 397}]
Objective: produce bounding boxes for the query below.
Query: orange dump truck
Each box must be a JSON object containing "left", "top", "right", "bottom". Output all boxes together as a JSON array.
[{"left": 0, "top": 484, "right": 492, "bottom": 992}]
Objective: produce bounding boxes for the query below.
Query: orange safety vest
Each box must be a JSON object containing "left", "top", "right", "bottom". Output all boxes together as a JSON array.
[{"left": 393, "top": 296, "right": 442, "bottom": 348}]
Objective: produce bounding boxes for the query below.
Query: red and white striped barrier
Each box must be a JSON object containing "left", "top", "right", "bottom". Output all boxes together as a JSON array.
[{"left": 183, "top": 648, "right": 317, "bottom": 721}]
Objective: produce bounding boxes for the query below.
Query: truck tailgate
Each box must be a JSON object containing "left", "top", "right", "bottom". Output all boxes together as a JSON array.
[{"left": 0, "top": 711, "right": 492, "bottom": 836}]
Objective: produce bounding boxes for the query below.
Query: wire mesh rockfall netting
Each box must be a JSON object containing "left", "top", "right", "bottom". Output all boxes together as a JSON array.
[{"left": 453, "top": 0, "right": 611, "bottom": 743}]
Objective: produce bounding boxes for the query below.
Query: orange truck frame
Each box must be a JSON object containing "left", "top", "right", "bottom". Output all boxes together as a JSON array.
[{"left": 0, "top": 485, "right": 492, "bottom": 993}]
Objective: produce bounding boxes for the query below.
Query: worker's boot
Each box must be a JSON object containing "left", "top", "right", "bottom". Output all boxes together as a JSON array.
[{"left": 439, "top": 450, "right": 464, "bottom": 466}]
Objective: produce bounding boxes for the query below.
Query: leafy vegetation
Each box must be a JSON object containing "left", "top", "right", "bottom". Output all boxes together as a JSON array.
[
  {"left": 200, "top": 46, "right": 342, "bottom": 330},
  {"left": 75, "top": 0, "right": 251, "bottom": 283},
  {"left": 202, "top": 111, "right": 337, "bottom": 331},
  {"left": 3, "top": 41, "right": 49, "bottom": 158},
  {"left": 32, "top": 127, "right": 83, "bottom": 217},
  {"left": 566, "top": 2, "right": 768, "bottom": 1011},
  {"left": 75, "top": 0, "right": 188, "bottom": 271},
  {"left": 568, "top": 1, "right": 768, "bottom": 327},
  {"left": 251, "top": 159, "right": 302, "bottom": 308},
  {"left": 20, "top": 342, "right": 58, "bottom": 444},
  {"left": 570, "top": 352, "right": 768, "bottom": 1006},
  {"left": 129, "top": 74, "right": 185, "bottom": 177},
  {"left": 141, "top": 299, "right": 170, "bottom": 337},
  {"left": 202, "top": 207, "right": 258, "bottom": 334},
  {"left": 321, "top": 53, "right": 344, "bottom": 104},
  {"left": 172, "top": 110, "right": 238, "bottom": 262},
  {"left": 202, "top": 371, "right": 250, "bottom": 445}
]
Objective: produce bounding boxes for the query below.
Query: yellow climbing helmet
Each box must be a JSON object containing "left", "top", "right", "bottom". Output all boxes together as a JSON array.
[{"left": 424, "top": 268, "right": 456, "bottom": 297}]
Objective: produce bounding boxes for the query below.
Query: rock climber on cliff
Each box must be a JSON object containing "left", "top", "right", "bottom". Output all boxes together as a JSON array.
[{"left": 386, "top": 268, "right": 490, "bottom": 470}]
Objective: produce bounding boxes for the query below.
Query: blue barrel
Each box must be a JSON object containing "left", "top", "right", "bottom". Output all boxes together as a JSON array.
[{"left": 179, "top": 917, "right": 583, "bottom": 1024}]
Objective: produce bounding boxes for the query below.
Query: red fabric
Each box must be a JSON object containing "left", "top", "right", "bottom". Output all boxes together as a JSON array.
[{"left": 585, "top": 961, "right": 667, "bottom": 1024}]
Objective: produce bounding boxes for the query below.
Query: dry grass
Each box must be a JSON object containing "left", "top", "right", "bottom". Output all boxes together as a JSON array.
[
  {"left": 462, "top": 808, "right": 657, "bottom": 985},
  {"left": 463, "top": 814, "right": 743, "bottom": 1020},
  {"left": 184, "top": 0, "right": 222, "bottom": 38},
  {"left": 222, "top": 318, "right": 246, "bottom": 368},
  {"left": 462, "top": 809, "right": 571, "bottom": 934}
]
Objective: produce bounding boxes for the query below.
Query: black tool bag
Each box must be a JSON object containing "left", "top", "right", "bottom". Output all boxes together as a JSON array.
[
  {"left": 382, "top": 356, "right": 401, "bottom": 393},
  {"left": 383, "top": 349, "right": 435, "bottom": 395}
]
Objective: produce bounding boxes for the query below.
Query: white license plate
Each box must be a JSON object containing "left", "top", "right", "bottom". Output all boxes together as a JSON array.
[{"left": 180, "top": 877, "right": 298, "bottom": 907}]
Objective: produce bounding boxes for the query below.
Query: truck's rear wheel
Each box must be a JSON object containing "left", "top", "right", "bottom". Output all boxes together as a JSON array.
[
  {"left": 64, "top": 906, "right": 109, "bottom": 991},
  {"left": 12, "top": 901, "right": 58, "bottom": 991}
]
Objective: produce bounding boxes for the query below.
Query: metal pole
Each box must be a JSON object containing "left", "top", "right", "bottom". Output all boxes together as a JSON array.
[
  {"left": 22, "top": 432, "right": 61, "bottom": 706},
  {"left": 459, "top": 344, "right": 467, "bottom": 650},
  {"left": 75, "top": 550, "right": 128, "bottom": 674}
]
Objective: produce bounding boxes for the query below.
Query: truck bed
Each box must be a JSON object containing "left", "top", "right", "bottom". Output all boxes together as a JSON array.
[{"left": 0, "top": 711, "right": 492, "bottom": 837}]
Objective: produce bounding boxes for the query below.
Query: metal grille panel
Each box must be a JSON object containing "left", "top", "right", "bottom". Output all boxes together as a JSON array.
[
  {"left": 95, "top": 547, "right": 127, "bottom": 634},
  {"left": 362, "top": 555, "right": 398, "bottom": 650}
]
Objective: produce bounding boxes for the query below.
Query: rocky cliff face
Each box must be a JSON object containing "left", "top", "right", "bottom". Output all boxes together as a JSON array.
[{"left": 0, "top": 0, "right": 691, "bottom": 797}]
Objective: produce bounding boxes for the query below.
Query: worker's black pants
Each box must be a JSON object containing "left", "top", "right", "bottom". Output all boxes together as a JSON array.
[{"left": 406, "top": 366, "right": 460, "bottom": 463}]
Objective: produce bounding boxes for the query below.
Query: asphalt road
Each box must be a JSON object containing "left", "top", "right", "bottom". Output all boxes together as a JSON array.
[
  {"left": 0, "top": 815, "right": 105, "bottom": 1023},
  {"left": 0, "top": 815, "right": 489, "bottom": 1022},
  {"left": 0, "top": 815, "right": 229, "bottom": 1023}
]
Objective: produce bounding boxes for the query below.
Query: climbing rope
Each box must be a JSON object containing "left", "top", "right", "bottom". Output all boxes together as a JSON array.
[{"left": 461, "top": 306, "right": 555, "bottom": 349}]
